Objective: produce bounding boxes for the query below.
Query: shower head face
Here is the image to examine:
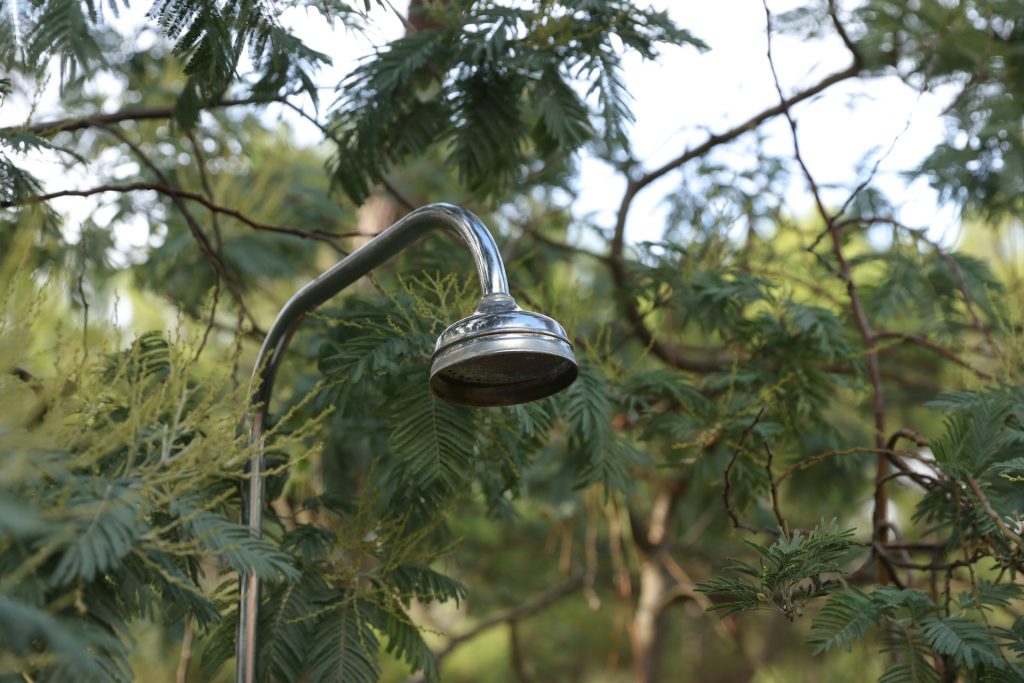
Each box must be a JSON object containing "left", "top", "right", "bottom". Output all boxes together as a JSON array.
[{"left": 429, "top": 296, "right": 578, "bottom": 407}]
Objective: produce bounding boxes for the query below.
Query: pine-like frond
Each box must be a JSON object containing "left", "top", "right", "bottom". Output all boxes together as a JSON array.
[
  {"left": 620, "top": 368, "right": 708, "bottom": 413},
  {"left": 319, "top": 333, "right": 409, "bottom": 387},
  {"left": 565, "top": 360, "right": 611, "bottom": 449},
  {"left": 783, "top": 302, "right": 854, "bottom": 361},
  {"left": 879, "top": 624, "right": 941, "bottom": 683},
  {"left": 260, "top": 571, "right": 326, "bottom": 683},
  {"left": 450, "top": 70, "right": 528, "bottom": 195},
  {"left": 308, "top": 597, "right": 382, "bottom": 683},
  {"left": 929, "top": 392, "right": 1012, "bottom": 477},
  {"left": 0, "top": 596, "right": 129, "bottom": 682},
  {"left": 531, "top": 66, "right": 594, "bottom": 153},
  {"left": 0, "top": 153, "right": 45, "bottom": 205},
  {"left": 588, "top": 49, "right": 632, "bottom": 148},
  {"left": 131, "top": 550, "right": 220, "bottom": 626},
  {"left": 698, "top": 521, "right": 856, "bottom": 621},
  {"left": 22, "top": 0, "right": 105, "bottom": 83},
  {"left": 575, "top": 433, "right": 649, "bottom": 493},
  {"left": 326, "top": 0, "right": 702, "bottom": 202},
  {"left": 502, "top": 400, "right": 556, "bottom": 441},
  {"left": 388, "top": 383, "right": 476, "bottom": 500},
  {"left": 382, "top": 563, "right": 467, "bottom": 606},
  {"left": 956, "top": 582, "right": 1022, "bottom": 612},
  {"left": 807, "top": 588, "right": 879, "bottom": 653},
  {"left": 177, "top": 506, "right": 298, "bottom": 581},
  {"left": 368, "top": 602, "right": 439, "bottom": 682},
  {"left": 920, "top": 616, "right": 1006, "bottom": 671},
  {"left": 50, "top": 485, "right": 142, "bottom": 587}
]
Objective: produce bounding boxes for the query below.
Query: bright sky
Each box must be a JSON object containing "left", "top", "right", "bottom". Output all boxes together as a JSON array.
[
  {"left": 4, "top": 0, "right": 961, "bottom": 250},
  {"left": 585, "top": 1, "right": 959, "bottom": 245}
]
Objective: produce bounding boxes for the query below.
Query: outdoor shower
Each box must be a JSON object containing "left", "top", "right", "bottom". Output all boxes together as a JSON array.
[{"left": 236, "top": 203, "right": 578, "bottom": 683}]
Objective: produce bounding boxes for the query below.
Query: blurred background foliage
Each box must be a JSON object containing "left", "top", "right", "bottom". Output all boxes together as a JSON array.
[{"left": 2, "top": 0, "right": 1024, "bottom": 681}]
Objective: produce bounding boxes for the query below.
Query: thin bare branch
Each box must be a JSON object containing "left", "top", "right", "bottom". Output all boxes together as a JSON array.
[
  {"left": 763, "top": 441, "right": 789, "bottom": 539},
  {"left": 874, "top": 330, "right": 994, "bottom": 380},
  {"left": 408, "top": 573, "right": 584, "bottom": 680},
  {"left": 773, "top": 446, "right": 933, "bottom": 486},
  {"left": 764, "top": 2, "right": 892, "bottom": 582},
  {"left": 98, "top": 124, "right": 263, "bottom": 335},
  {"left": 723, "top": 408, "right": 772, "bottom": 535},
  {"left": 5, "top": 183, "right": 358, "bottom": 250},
  {"left": 967, "top": 478, "right": 1024, "bottom": 555},
  {"left": 886, "top": 428, "right": 929, "bottom": 450},
  {"left": 7, "top": 95, "right": 276, "bottom": 137}
]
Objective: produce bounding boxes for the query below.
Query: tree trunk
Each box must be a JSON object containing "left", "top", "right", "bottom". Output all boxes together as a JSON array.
[
  {"left": 629, "top": 483, "right": 685, "bottom": 683},
  {"left": 631, "top": 554, "right": 668, "bottom": 683}
]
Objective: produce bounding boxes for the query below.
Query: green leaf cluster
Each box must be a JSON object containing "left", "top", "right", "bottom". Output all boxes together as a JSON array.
[
  {"left": 328, "top": 0, "right": 706, "bottom": 202},
  {"left": 6, "top": 0, "right": 332, "bottom": 126},
  {"left": 0, "top": 274, "right": 309, "bottom": 680},
  {"left": 808, "top": 585, "right": 1021, "bottom": 681},
  {"left": 696, "top": 521, "right": 856, "bottom": 621}
]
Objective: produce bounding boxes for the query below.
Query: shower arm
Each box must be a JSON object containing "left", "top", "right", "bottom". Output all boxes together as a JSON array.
[{"left": 236, "top": 203, "right": 511, "bottom": 683}]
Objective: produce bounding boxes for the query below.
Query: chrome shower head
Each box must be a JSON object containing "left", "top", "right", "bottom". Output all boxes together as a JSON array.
[{"left": 429, "top": 294, "right": 578, "bottom": 406}]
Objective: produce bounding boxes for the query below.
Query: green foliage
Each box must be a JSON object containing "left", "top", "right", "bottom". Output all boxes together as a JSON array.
[
  {"left": 878, "top": 625, "right": 941, "bottom": 683},
  {"left": 389, "top": 384, "right": 477, "bottom": 504},
  {"left": 928, "top": 389, "right": 1017, "bottom": 478},
  {"left": 381, "top": 563, "right": 467, "bottom": 607},
  {"left": 49, "top": 484, "right": 143, "bottom": 586},
  {"left": 697, "top": 521, "right": 856, "bottom": 621},
  {"left": 808, "top": 587, "right": 936, "bottom": 654},
  {"left": 8, "top": 0, "right": 332, "bottom": 127},
  {"left": 856, "top": 1, "right": 1024, "bottom": 217},
  {"left": 920, "top": 616, "right": 1005, "bottom": 670},
  {"left": 175, "top": 504, "right": 299, "bottom": 581},
  {"left": 0, "top": 274, "right": 310, "bottom": 680},
  {"left": 307, "top": 595, "right": 382, "bottom": 683},
  {"left": 806, "top": 585, "right": 1020, "bottom": 680},
  {"left": 328, "top": 0, "right": 706, "bottom": 202},
  {"left": 1, "top": 133, "right": 50, "bottom": 210}
]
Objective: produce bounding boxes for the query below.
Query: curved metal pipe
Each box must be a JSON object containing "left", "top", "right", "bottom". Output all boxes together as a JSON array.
[{"left": 236, "top": 203, "right": 510, "bottom": 683}]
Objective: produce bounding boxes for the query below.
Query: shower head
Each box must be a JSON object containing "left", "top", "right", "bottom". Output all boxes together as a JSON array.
[
  {"left": 429, "top": 294, "right": 578, "bottom": 407},
  {"left": 238, "top": 203, "right": 578, "bottom": 683}
]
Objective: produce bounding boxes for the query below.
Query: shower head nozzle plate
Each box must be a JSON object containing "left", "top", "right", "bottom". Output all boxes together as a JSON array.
[{"left": 429, "top": 296, "right": 578, "bottom": 406}]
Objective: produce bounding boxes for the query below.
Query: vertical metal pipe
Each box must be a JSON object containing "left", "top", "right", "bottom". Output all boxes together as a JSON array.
[{"left": 235, "top": 204, "right": 510, "bottom": 683}]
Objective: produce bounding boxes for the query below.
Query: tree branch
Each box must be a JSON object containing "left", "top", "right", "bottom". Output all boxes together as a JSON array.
[
  {"left": 98, "top": 124, "right": 262, "bottom": 335},
  {"left": 763, "top": 2, "right": 891, "bottom": 581},
  {"left": 404, "top": 573, "right": 585, "bottom": 682},
  {"left": 773, "top": 446, "right": 931, "bottom": 486},
  {"left": 723, "top": 408, "right": 774, "bottom": 535},
  {"left": 6, "top": 96, "right": 276, "bottom": 137},
  {"left": 967, "top": 478, "right": 1024, "bottom": 555},
  {"left": 4, "top": 182, "right": 354, "bottom": 251},
  {"left": 874, "top": 330, "right": 994, "bottom": 380},
  {"left": 607, "top": 34, "right": 861, "bottom": 372},
  {"left": 763, "top": 441, "right": 789, "bottom": 539}
]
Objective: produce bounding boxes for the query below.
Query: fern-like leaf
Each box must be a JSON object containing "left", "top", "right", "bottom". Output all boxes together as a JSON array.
[
  {"left": 807, "top": 588, "right": 879, "bottom": 653},
  {"left": 308, "top": 597, "right": 381, "bottom": 683},
  {"left": 368, "top": 602, "right": 439, "bottom": 682},
  {"left": 177, "top": 506, "right": 298, "bottom": 582},
  {"left": 920, "top": 616, "right": 1006, "bottom": 671},
  {"left": 382, "top": 563, "right": 467, "bottom": 607},
  {"left": 50, "top": 485, "right": 142, "bottom": 587},
  {"left": 388, "top": 383, "right": 475, "bottom": 498},
  {"left": 879, "top": 624, "right": 941, "bottom": 683}
]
